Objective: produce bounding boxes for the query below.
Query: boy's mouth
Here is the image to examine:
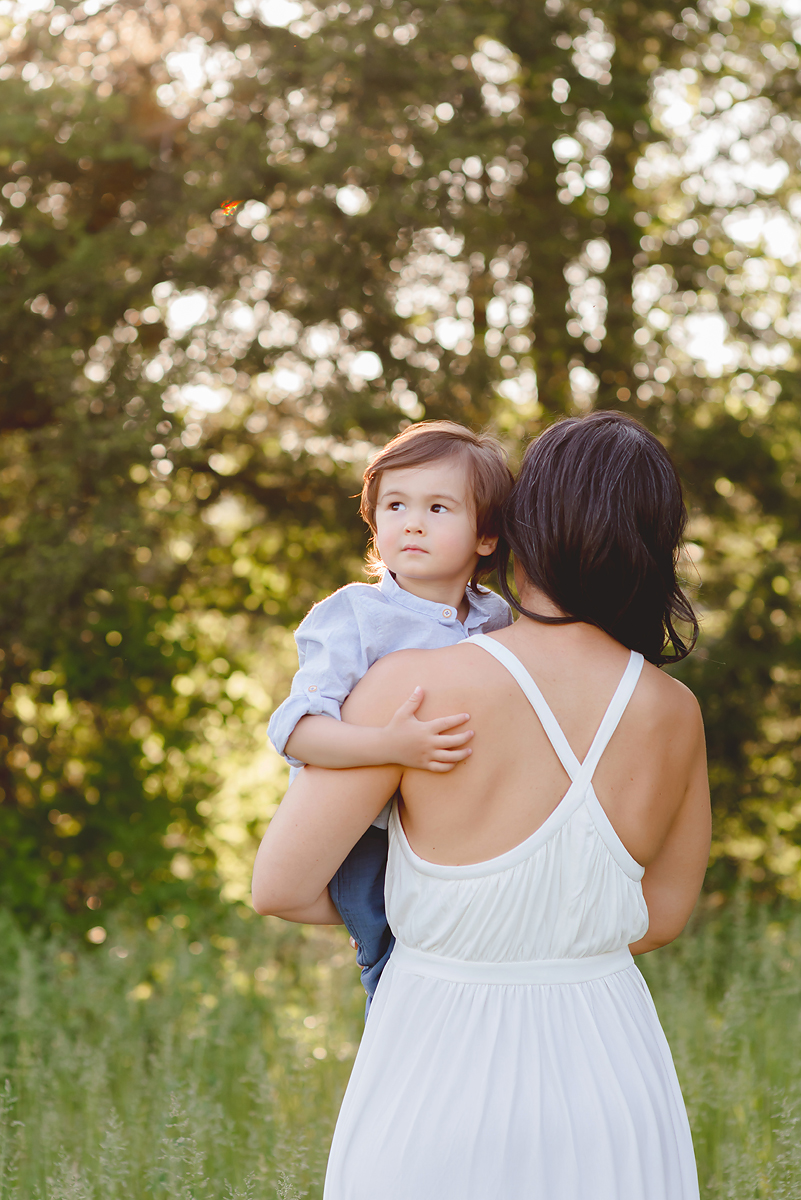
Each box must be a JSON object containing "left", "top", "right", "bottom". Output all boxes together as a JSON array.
[{"left": 401, "top": 544, "right": 427, "bottom": 553}]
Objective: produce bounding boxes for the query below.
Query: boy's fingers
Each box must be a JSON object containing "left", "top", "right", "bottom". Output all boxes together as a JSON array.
[
  {"left": 435, "top": 730, "right": 474, "bottom": 748},
  {"left": 425, "top": 761, "right": 456, "bottom": 773},
  {"left": 425, "top": 713, "right": 470, "bottom": 734},
  {"left": 430, "top": 747, "right": 472, "bottom": 763},
  {"left": 397, "top": 687, "right": 425, "bottom": 716}
]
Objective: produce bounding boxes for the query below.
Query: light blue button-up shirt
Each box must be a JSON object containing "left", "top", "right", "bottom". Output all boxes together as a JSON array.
[{"left": 268, "top": 570, "right": 513, "bottom": 824}]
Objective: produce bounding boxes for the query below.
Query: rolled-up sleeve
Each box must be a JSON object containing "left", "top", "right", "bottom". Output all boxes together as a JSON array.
[{"left": 267, "top": 590, "right": 370, "bottom": 766}]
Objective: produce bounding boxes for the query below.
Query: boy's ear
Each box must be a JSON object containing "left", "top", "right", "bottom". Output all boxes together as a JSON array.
[{"left": 476, "top": 534, "right": 498, "bottom": 558}]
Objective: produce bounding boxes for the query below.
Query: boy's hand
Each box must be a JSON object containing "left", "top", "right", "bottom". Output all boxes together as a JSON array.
[{"left": 383, "top": 688, "right": 473, "bottom": 772}]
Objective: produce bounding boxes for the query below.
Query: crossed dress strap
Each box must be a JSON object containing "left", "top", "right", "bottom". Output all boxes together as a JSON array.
[{"left": 465, "top": 634, "right": 644, "bottom": 795}]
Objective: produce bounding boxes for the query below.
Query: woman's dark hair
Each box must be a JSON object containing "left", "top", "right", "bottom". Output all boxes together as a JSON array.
[{"left": 499, "top": 411, "right": 698, "bottom": 666}]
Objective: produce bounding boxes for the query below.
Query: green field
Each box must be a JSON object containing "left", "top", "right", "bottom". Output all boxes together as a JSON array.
[{"left": 2, "top": 903, "right": 800, "bottom": 1199}]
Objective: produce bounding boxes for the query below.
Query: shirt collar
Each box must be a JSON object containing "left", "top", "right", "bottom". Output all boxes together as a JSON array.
[{"left": 378, "top": 569, "right": 492, "bottom": 631}]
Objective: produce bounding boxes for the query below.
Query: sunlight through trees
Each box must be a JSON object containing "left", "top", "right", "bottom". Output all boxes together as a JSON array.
[{"left": 2, "top": 0, "right": 801, "bottom": 919}]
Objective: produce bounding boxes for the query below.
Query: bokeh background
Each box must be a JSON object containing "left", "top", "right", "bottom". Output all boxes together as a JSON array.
[{"left": 3, "top": 0, "right": 801, "bottom": 1195}]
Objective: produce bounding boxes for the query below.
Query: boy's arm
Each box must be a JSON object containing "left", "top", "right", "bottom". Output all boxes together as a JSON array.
[
  {"left": 285, "top": 688, "right": 474, "bottom": 771},
  {"left": 267, "top": 591, "right": 371, "bottom": 767},
  {"left": 270, "top": 588, "right": 472, "bottom": 772}
]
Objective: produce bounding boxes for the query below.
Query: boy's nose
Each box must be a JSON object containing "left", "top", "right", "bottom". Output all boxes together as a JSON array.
[{"left": 404, "top": 516, "right": 424, "bottom": 534}]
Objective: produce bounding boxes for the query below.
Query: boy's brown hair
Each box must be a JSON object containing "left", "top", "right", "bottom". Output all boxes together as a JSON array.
[{"left": 359, "top": 420, "right": 514, "bottom": 590}]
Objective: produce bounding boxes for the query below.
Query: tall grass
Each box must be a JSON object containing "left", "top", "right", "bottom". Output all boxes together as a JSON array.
[
  {"left": 640, "top": 900, "right": 801, "bottom": 1199},
  {"left": 0, "top": 909, "right": 363, "bottom": 1199},
  {"left": 0, "top": 902, "right": 799, "bottom": 1198}
]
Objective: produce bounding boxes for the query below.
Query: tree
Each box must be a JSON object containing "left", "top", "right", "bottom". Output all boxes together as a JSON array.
[
  {"left": 2, "top": 0, "right": 801, "bottom": 919},
  {"left": 0, "top": 66, "right": 224, "bottom": 923}
]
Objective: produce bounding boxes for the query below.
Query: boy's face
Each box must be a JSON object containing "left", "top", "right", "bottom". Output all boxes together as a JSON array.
[{"left": 374, "top": 459, "right": 497, "bottom": 592}]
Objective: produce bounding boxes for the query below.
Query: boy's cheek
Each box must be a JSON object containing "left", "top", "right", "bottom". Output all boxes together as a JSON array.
[{"left": 440, "top": 528, "right": 475, "bottom": 559}]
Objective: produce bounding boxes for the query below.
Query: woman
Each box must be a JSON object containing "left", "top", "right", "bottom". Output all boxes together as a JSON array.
[{"left": 253, "top": 412, "right": 711, "bottom": 1200}]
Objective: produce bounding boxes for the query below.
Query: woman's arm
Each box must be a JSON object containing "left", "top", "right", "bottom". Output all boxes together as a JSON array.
[
  {"left": 253, "top": 655, "right": 422, "bottom": 919},
  {"left": 629, "top": 703, "right": 711, "bottom": 955},
  {"left": 264, "top": 889, "right": 344, "bottom": 926},
  {"left": 251, "top": 762, "right": 402, "bottom": 918}
]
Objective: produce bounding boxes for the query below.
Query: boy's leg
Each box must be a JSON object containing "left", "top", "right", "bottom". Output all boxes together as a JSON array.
[{"left": 328, "top": 825, "right": 394, "bottom": 1008}]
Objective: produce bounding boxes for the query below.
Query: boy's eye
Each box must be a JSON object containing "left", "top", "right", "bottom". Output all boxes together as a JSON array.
[
  {"left": 431, "top": 503, "right": 447, "bottom": 514},
  {"left": 388, "top": 501, "right": 405, "bottom": 511}
]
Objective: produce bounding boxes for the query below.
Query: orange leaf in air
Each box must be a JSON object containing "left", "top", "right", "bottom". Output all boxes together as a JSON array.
[{"left": 220, "top": 200, "right": 241, "bottom": 215}]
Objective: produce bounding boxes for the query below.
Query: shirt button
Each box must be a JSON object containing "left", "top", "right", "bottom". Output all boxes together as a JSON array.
[
  {"left": 442, "top": 608, "right": 452, "bottom": 619},
  {"left": 308, "top": 685, "right": 317, "bottom": 692}
]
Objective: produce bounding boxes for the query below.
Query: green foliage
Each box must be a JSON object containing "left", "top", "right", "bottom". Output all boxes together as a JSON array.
[
  {"left": 2, "top": 0, "right": 801, "bottom": 916},
  {"left": 0, "top": 906, "right": 796, "bottom": 1197}
]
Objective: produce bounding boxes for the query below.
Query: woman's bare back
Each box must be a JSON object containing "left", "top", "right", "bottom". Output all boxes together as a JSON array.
[{"left": 345, "top": 618, "right": 709, "bottom": 951}]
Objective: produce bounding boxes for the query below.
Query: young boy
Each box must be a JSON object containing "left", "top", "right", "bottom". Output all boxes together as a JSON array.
[{"left": 267, "top": 421, "right": 514, "bottom": 1005}]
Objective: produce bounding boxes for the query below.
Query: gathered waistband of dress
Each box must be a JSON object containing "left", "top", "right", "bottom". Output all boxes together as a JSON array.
[{"left": 390, "top": 942, "right": 634, "bottom": 985}]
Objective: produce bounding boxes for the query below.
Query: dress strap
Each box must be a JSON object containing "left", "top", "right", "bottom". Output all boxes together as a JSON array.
[
  {"left": 569, "top": 650, "right": 644, "bottom": 795},
  {"left": 465, "top": 635, "right": 581, "bottom": 780},
  {"left": 464, "top": 635, "right": 644, "bottom": 791}
]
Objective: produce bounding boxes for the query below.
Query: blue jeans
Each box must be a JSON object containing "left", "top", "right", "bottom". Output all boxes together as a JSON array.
[{"left": 329, "top": 825, "right": 394, "bottom": 1015}]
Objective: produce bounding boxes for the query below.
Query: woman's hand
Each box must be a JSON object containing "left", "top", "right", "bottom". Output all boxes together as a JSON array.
[{"left": 383, "top": 688, "right": 473, "bottom": 772}]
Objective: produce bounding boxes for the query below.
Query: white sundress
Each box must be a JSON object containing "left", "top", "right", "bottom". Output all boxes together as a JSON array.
[{"left": 324, "top": 634, "right": 700, "bottom": 1200}]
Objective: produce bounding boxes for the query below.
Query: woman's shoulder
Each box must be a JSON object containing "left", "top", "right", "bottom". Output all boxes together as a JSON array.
[
  {"left": 636, "top": 659, "right": 704, "bottom": 740},
  {"left": 357, "top": 644, "right": 477, "bottom": 705}
]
